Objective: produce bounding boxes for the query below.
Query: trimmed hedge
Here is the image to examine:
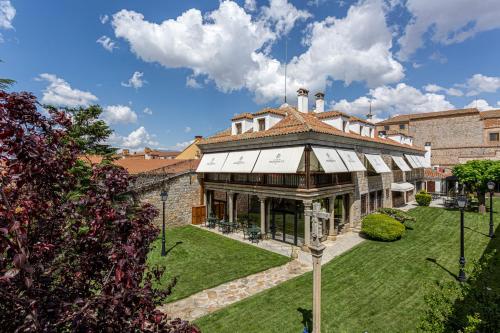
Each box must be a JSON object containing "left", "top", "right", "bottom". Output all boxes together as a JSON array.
[
  {"left": 378, "top": 207, "right": 416, "bottom": 224},
  {"left": 416, "top": 190, "right": 432, "bottom": 206},
  {"left": 361, "top": 213, "right": 405, "bottom": 242}
]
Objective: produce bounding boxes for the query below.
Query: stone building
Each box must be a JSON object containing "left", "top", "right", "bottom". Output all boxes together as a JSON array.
[
  {"left": 376, "top": 108, "right": 500, "bottom": 170},
  {"left": 196, "top": 89, "right": 426, "bottom": 249}
]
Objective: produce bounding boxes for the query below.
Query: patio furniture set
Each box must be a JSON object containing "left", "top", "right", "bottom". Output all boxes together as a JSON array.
[
  {"left": 443, "top": 197, "right": 480, "bottom": 211},
  {"left": 205, "top": 214, "right": 262, "bottom": 243}
]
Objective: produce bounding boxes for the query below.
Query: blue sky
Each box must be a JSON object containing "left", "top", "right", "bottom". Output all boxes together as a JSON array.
[{"left": 2, "top": 0, "right": 500, "bottom": 151}]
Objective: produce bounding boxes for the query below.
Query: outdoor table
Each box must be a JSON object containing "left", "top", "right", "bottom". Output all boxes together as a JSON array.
[
  {"left": 220, "top": 220, "right": 232, "bottom": 234},
  {"left": 248, "top": 225, "right": 261, "bottom": 243},
  {"left": 207, "top": 217, "right": 217, "bottom": 229}
]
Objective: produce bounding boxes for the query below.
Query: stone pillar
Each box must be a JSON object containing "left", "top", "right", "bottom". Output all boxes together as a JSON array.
[
  {"left": 328, "top": 195, "right": 337, "bottom": 239},
  {"left": 310, "top": 245, "right": 325, "bottom": 333},
  {"left": 234, "top": 193, "right": 238, "bottom": 222},
  {"left": 259, "top": 196, "right": 266, "bottom": 238},
  {"left": 204, "top": 190, "right": 208, "bottom": 218},
  {"left": 303, "top": 200, "right": 313, "bottom": 247},
  {"left": 347, "top": 194, "right": 353, "bottom": 229},
  {"left": 228, "top": 192, "right": 234, "bottom": 222}
]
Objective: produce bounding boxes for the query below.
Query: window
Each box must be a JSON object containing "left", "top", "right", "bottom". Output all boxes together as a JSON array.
[
  {"left": 258, "top": 118, "right": 266, "bottom": 131},
  {"left": 425, "top": 142, "right": 431, "bottom": 146},
  {"left": 342, "top": 120, "right": 347, "bottom": 132},
  {"left": 235, "top": 122, "right": 242, "bottom": 134},
  {"left": 364, "top": 157, "right": 378, "bottom": 177},
  {"left": 384, "top": 125, "right": 390, "bottom": 130},
  {"left": 360, "top": 125, "right": 364, "bottom": 135},
  {"left": 399, "top": 124, "right": 406, "bottom": 130},
  {"left": 489, "top": 132, "right": 499, "bottom": 142}
]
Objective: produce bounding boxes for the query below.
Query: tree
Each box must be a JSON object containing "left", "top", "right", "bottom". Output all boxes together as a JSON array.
[
  {"left": 0, "top": 91, "right": 199, "bottom": 332},
  {"left": 47, "top": 104, "right": 117, "bottom": 156},
  {"left": 453, "top": 160, "right": 500, "bottom": 213},
  {"left": 0, "top": 60, "right": 15, "bottom": 89}
]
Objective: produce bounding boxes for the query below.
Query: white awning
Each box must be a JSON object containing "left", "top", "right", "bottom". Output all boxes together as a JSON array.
[
  {"left": 252, "top": 146, "right": 305, "bottom": 173},
  {"left": 417, "top": 155, "right": 431, "bottom": 168},
  {"left": 392, "top": 155, "right": 412, "bottom": 172},
  {"left": 311, "top": 147, "right": 348, "bottom": 173},
  {"left": 405, "top": 154, "right": 422, "bottom": 168},
  {"left": 365, "top": 154, "right": 391, "bottom": 173},
  {"left": 391, "top": 182, "right": 415, "bottom": 192},
  {"left": 196, "top": 153, "right": 228, "bottom": 173},
  {"left": 412, "top": 155, "right": 425, "bottom": 168},
  {"left": 220, "top": 150, "right": 260, "bottom": 173},
  {"left": 337, "top": 149, "right": 366, "bottom": 172}
]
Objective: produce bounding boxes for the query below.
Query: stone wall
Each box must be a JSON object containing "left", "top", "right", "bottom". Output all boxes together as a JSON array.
[
  {"left": 138, "top": 172, "right": 201, "bottom": 228},
  {"left": 432, "top": 146, "right": 500, "bottom": 167}
]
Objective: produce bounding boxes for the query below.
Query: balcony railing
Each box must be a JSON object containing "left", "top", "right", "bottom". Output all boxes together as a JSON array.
[
  {"left": 204, "top": 172, "right": 353, "bottom": 189},
  {"left": 406, "top": 169, "right": 424, "bottom": 181}
]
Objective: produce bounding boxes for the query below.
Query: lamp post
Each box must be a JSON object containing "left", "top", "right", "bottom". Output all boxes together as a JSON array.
[
  {"left": 160, "top": 190, "right": 168, "bottom": 257},
  {"left": 487, "top": 181, "right": 495, "bottom": 238},
  {"left": 456, "top": 193, "right": 467, "bottom": 282}
]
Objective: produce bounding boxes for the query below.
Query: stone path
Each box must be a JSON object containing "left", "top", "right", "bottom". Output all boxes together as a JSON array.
[
  {"left": 159, "top": 227, "right": 365, "bottom": 321},
  {"left": 159, "top": 259, "right": 311, "bottom": 321}
]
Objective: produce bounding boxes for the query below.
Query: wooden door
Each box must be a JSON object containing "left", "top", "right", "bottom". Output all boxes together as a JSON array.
[
  {"left": 427, "top": 181, "right": 435, "bottom": 193},
  {"left": 191, "top": 205, "right": 206, "bottom": 225}
]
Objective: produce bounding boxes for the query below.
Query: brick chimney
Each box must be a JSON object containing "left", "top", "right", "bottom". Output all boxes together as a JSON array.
[
  {"left": 194, "top": 135, "right": 203, "bottom": 141},
  {"left": 314, "top": 92, "right": 324, "bottom": 113},
  {"left": 297, "top": 88, "right": 309, "bottom": 113}
]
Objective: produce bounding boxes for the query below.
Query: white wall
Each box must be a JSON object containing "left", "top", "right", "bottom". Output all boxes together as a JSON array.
[
  {"left": 231, "top": 119, "right": 253, "bottom": 135},
  {"left": 252, "top": 114, "right": 284, "bottom": 132}
]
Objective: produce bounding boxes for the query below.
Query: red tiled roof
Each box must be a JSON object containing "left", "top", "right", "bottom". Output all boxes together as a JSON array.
[
  {"left": 424, "top": 168, "right": 452, "bottom": 179},
  {"left": 231, "top": 112, "right": 254, "bottom": 121},
  {"left": 253, "top": 107, "right": 288, "bottom": 117},
  {"left": 199, "top": 106, "right": 424, "bottom": 151},
  {"left": 314, "top": 110, "right": 346, "bottom": 119},
  {"left": 377, "top": 108, "right": 479, "bottom": 125},
  {"left": 480, "top": 109, "right": 500, "bottom": 119}
]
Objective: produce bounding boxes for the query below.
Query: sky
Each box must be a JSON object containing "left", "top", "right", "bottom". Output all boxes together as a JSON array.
[{"left": 2, "top": 0, "right": 500, "bottom": 151}]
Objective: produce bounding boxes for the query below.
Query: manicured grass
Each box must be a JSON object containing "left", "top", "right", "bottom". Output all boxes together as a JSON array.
[
  {"left": 147, "top": 225, "right": 290, "bottom": 303},
  {"left": 195, "top": 200, "right": 500, "bottom": 332}
]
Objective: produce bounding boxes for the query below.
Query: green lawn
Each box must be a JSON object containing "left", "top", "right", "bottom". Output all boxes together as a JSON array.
[
  {"left": 147, "top": 225, "right": 290, "bottom": 303},
  {"left": 195, "top": 200, "right": 500, "bottom": 332}
]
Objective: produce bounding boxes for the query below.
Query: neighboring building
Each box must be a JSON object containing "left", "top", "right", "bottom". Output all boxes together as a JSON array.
[
  {"left": 376, "top": 108, "right": 500, "bottom": 170},
  {"left": 196, "top": 89, "right": 426, "bottom": 249},
  {"left": 119, "top": 147, "right": 180, "bottom": 160},
  {"left": 175, "top": 136, "right": 203, "bottom": 160}
]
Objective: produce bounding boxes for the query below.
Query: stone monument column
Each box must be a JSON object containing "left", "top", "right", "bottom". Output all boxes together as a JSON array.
[{"left": 303, "top": 200, "right": 313, "bottom": 248}]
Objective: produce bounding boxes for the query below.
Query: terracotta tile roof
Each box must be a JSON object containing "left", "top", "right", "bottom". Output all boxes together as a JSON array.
[
  {"left": 480, "top": 109, "right": 500, "bottom": 119},
  {"left": 79, "top": 155, "right": 104, "bottom": 164},
  {"left": 424, "top": 168, "right": 452, "bottom": 179},
  {"left": 231, "top": 112, "right": 254, "bottom": 121},
  {"left": 348, "top": 115, "right": 374, "bottom": 125},
  {"left": 199, "top": 106, "right": 424, "bottom": 151},
  {"left": 484, "top": 118, "right": 500, "bottom": 129},
  {"left": 113, "top": 159, "right": 183, "bottom": 175},
  {"left": 314, "top": 110, "right": 346, "bottom": 119},
  {"left": 253, "top": 107, "right": 288, "bottom": 117},
  {"left": 377, "top": 108, "right": 479, "bottom": 125}
]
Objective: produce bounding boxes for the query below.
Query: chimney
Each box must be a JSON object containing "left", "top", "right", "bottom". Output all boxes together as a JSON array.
[
  {"left": 314, "top": 92, "right": 324, "bottom": 113},
  {"left": 194, "top": 135, "right": 203, "bottom": 141},
  {"left": 297, "top": 88, "right": 309, "bottom": 113}
]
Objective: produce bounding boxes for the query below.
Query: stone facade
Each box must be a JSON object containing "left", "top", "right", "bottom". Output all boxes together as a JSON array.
[{"left": 139, "top": 172, "right": 201, "bottom": 228}]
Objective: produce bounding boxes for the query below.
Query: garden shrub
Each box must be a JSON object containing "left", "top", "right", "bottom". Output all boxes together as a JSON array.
[
  {"left": 361, "top": 213, "right": 405, "bottom": 241},
  {"left": 416, "top": 190, "right": 432, "bottom": 206},
  {"left": 378, "top": 207, "right": 416, "bottom": 224}
]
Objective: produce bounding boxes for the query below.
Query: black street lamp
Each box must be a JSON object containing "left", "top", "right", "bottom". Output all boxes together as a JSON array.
[
  {"left": 160, "top": 190, "right": 168, "bottom": 257},
  {"left": 456, "top": 193, "right": 467, "bottom": 282},
  {"left": 487, "top": 181, "right": 495, "bottom": 238}
]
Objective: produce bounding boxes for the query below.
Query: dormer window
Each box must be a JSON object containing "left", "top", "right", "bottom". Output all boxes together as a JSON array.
[
  {"left": 360, "top": 125, "right": 364, "bottom": 135},
  {"left": 235, "top": 122, "right": 242, "bottom": 134},
  {"left": 258, "top": 118, "right": 266, "bottom": 131},
  {"left": 342, "top": 120, "right": 348, "bottom": 132}
]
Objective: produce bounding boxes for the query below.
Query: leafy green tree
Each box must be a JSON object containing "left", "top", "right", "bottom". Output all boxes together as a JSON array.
[
  {"left": 47, "top": 104, "right": 117, "bottom": 156},
  {"left": 453, "top": 160, "right": 500, "bottom": 213},
  {"left": 0, "top": 60, "right": 15, "bottom": 89}
]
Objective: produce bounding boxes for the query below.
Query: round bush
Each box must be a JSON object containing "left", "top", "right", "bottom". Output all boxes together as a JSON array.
[
  {"left": 415, "top": 190, "right": 432, "bottom": 206},
  {"left": 361, "top": 213, "right": 405, "bottom": 242}
]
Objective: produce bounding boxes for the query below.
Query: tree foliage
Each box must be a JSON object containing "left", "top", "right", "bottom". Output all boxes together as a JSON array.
[{"left": 0, "top": 91, "right": 199, "bottom": 332}]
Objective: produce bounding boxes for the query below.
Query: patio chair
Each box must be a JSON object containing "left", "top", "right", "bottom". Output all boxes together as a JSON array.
[{"left": 241, "top": 223, "right": 250, "bottom": 240}]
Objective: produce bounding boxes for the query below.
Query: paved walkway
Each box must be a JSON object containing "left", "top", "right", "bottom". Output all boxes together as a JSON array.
[
  {"left": 160, "top": 226, "right": 364, "bottom": 321},
  {"left": 397, "top": 198, "right": 445, "bottom": 212}
]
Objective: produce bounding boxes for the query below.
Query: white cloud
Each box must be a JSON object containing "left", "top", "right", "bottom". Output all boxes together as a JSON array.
[
  {"left": 102, "top": 104, "right": 138, "bottom": 124},
  {"left": 464, "top": 99, "right": 496, "bottom": 111},
  {"left": 186, "top": 75, "right": 202, "bottom": 89},
  {"left": 423, "top": 84, "right": 463, "bottom": 97},
  {"left": 260, "top": 0, "right": 311, "bottom": 36},
  {"left": 121, "top": 71, "right": 146, "bottom": 89},
  {"left": 0, "top": 0, "right": 15, "bottom": 29},
  {"left": 398, "top": 0, "right": 500, "bottom": 60},
  {"left": 96, "top": 35, "right": 117, "bottom": 52},
  {"left": 497, "top": 101, "right": 500, "bottom": 107},
  {"left": 112, "top": 0, "right": 404, "bottom": 103},
  {"left": 36, "top": 73, "right": 98, "bottom": 107},
  {"left": 332, "top": 83, "right": 455, "bottom": 119},
  {"left": 108, "top": 127, "right": 159, "bottom": 149},
  {"left": 143, "top": 107, "right": 152, "bottom": 115},
  {"left": 184, "top": 126, "right": 192, "bottom": 133},
  {"left": 174, "top": 140, "right": 194, "bottom": 150},
  {"left": 100, "top": 14, "right": 109, "bottom": 24},
  {"left": 244, "top": 0, "right": 257, "bottom": 12},
  {"left": 465, "top": 74, "right": 500, "bottom": 96}
]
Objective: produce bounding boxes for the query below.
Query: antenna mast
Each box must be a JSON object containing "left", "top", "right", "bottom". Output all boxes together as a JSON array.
[{"left": 284, "top": 37, "right": 288, "bottom": 104}]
